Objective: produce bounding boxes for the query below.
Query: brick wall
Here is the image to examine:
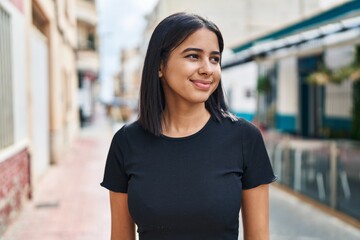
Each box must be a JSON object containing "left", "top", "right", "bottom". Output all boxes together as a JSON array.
[{"left": 0, "top": 149, "right": 31, "bottom": 236}]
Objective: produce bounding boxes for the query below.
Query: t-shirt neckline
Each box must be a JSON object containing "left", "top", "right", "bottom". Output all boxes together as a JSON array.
[{"left": 160, "top": 117, "right": 213, "bottom": 141}]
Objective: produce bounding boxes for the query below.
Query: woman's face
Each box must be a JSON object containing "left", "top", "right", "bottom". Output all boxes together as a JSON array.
[{"left": 159, "top": 28, "right": 221, "bottom": 107}]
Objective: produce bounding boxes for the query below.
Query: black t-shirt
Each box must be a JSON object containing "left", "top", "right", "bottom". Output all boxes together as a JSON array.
[{"left": 101, "top": 117, "right": 276, "bottom": 240}]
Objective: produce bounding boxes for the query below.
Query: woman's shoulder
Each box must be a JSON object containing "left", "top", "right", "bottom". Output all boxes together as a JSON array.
[
  {"left": 220, "top": 116, "right": 263, "bottom": 140},
  {"left": 112, "top": 120, "right": 143, "bottom": 141}
]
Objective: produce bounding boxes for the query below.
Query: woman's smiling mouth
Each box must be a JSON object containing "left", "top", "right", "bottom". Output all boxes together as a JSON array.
[{"left": 190, "top": 79, "right": 213, "bottom": 90}]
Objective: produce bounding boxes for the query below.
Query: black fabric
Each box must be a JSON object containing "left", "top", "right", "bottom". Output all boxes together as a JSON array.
[{"left": 101, "top": 117, "right": 276, "bottom": 240}]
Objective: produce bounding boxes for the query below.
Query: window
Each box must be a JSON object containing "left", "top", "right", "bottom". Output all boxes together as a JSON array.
[{"left": 0, "top": 6, "right": 14, "bottom": 149}]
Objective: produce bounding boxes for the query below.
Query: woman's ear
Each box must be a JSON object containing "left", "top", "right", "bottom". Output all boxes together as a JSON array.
[{"left": 159, "top": 62, "right": 163, "bottom": 78}]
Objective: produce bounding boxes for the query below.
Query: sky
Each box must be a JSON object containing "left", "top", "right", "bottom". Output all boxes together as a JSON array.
[{"left": 96, "top": 0, "right": 158, "bottom": 103}]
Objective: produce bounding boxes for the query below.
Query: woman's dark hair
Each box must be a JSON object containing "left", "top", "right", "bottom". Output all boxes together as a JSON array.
[{"left": 139, "top": 12, "right": 234, "bottom": 136}]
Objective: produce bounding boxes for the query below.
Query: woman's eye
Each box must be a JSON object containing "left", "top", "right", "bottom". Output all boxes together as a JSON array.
[
  {"left": 186, "top": 54, "right": 198, "bottom": 60},
  {"left": 210, "top": 56, "right": 220, "bottom": 63}
]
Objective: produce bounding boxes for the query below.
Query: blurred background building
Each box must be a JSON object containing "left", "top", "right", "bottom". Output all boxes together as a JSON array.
[
  {"left": 111, "top": 47, "right": 142, "bottom": 122},
  {"left": 146, "top": 0, "right": 323, "bottom": 48},
  {"left": 222, "top": 0, "right": 359, "bottom": 135},
  {"left": 0, "top": 0, "right": 98, "bottom": 235},
  {"left": 222, "top": 0, "right": 360, "bottom": 221},
  {"left": 76, "top": 0, "right": 99, "bottom": 127}
]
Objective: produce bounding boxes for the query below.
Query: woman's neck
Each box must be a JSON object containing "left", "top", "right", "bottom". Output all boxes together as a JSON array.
[{"left": 161, "top": 103, "right": 210, "bottom": 138}]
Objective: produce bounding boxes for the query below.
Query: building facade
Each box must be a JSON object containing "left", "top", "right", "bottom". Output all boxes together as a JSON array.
[
  {"left": 145, "top": 0, "right": 328, "bottom": 49},
  {"left": 0, "top": 2, "right": 29, "bottom": 235},
  {"left": 222, "top": 0, "right": 356, "bottom": 138},
  {"left": 223, "top": 0, "right": 360, "bottom": 220},
  {"left": 76, "top": 0, "right": 99, "bottom": 127},
  {"left": 112, "top": 47, "right": 142, "bottom": 122},
  {"left": 0, "top": 0, "right": 79, "bottom": 236}
]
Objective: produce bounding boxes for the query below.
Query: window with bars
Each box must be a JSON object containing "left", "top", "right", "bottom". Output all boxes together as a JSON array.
[{"left": 0, "top": 6, "right": 14, "bottom": 150}]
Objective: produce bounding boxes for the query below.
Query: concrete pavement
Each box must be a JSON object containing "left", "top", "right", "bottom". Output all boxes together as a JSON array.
[
  {"left": 2, "top": 107, "right": 113, "bottom": 240},
  {"left": 2, "top": 106, "right": 360, "bottom": 240},
  {"left": 268, "top": 187, "right": 360, "bottom": 240}
]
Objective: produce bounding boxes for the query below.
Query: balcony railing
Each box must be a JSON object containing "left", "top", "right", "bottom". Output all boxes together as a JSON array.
[{"left": 78, "top": 38, "right": 96, "bottom": 51}]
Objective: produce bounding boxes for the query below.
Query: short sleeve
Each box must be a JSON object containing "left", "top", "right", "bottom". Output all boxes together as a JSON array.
[
  {"left": 100, "top": 126, "right": 129, "bottom": 193},
  {"left": 241, "top": 121, "right": 276, "bottom": 189}
]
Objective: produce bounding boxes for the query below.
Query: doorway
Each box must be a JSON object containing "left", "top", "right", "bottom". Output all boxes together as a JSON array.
[{"left": 298, "top": 55, "right": 324, "bottom": 138}]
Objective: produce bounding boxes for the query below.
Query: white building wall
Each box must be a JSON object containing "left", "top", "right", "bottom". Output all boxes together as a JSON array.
[
  {"left": 156, "top": 0, "right": 247, "bottom": 47},
  {"left": 11, "top": 5, "right": 28, "bottom": 144},
  {"left": 222, "top": 62, "right": 258, "bottom": 117},
  {"left": 325, "top": 45, "right": 354, "bottom": 70},
  {"left": 31, "top": 27, "right": 50, "bottom": 183},
  {"left": 320, "top": 0, "right": 349, "bottom": 9},
  {"left": 277, "top": 57, "right": 299, "bottom": 116},
  {"left": 152, "top": 0, "right": 325, "bottom": 48},
  {"left": 324, "top": 46, "right": 354, "bottom": 118},
  {"left": 325, "top": 82, "right": 352, "bottom": 118}
]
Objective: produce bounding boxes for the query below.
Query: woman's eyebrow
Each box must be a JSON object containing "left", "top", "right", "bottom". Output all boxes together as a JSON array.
[{"left": 181, "top": 47, "right": 220, "bottom": 55}]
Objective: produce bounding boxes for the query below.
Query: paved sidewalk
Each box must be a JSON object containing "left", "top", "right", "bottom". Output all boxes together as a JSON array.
[
  {"left": 2, "top": 109, "right": 113, "bottom": 240},
  {"left": 268, "top": 186, "right": 360, "bottom": 240}
]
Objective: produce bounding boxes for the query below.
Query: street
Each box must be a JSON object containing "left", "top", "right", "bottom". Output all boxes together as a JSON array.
[
  {"left": 3, "top": 107, "right": 360, "bottom": 240},
  {"left": 268, "top": 187, "right": 360, "bottom": 240}
]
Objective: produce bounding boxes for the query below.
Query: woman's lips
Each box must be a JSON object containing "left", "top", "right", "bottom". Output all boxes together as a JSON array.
[{"left": 190, "top": 80, "right": 212, "bottom": 90}]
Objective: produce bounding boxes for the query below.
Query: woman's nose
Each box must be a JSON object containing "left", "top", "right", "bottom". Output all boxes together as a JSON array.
[{"left": 199, "top": 60, "right": 213, "bottom": 76}]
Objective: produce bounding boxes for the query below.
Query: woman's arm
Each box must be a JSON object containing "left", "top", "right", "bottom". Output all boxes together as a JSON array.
[
  {"left": 241, "top": 184, "right": 270, "bottom": 240},
  {"left": 109, "top": 191, "right": 135, "bottom": 240}
]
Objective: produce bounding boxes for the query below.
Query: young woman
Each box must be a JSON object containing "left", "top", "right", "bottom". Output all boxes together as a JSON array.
[{"left": 101, "top": 12, "right": 276, "bottom": 240}]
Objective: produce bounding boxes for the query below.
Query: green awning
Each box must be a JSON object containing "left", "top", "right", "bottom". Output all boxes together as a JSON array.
[{"left": 232, "top": 0, "right": 360, "bottom": 53}]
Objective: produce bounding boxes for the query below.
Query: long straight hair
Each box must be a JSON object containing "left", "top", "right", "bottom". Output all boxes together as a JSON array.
[{"left": 139, "top": 12, "right": 234, "bottom": 136}]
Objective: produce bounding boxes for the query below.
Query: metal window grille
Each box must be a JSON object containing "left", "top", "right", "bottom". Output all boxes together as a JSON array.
[{"left": 0, "top": 6, "right": 14, "bottom": 149}]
